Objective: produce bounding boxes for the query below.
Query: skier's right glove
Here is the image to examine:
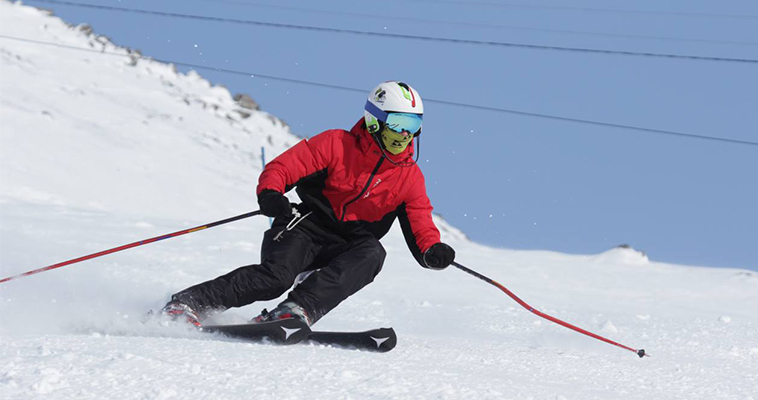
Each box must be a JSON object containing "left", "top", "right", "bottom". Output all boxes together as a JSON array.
[
  {"left": 257, "top": 189, "right": 292, "bottom": 218},
  {"left": 423, "top": 242, "right": 455, "bottom": 270}
]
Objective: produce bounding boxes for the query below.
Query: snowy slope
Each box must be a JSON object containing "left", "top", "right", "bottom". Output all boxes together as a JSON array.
[{"left": 1, "top": 3, "right": 757, "bottom": 399}]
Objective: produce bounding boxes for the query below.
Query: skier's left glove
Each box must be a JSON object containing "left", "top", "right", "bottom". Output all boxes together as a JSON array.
[{"left": 423, "top": 243, "right": 455, "bottom": 270}]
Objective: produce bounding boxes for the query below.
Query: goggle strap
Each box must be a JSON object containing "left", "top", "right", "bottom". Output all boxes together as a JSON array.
[{"left": 365, "top": 100, "right": 389, "bottom": 122}]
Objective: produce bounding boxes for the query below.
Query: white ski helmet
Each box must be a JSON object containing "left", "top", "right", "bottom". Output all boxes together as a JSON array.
[{"left": 364, "top": 81, "right": 424, "bottom": 135}]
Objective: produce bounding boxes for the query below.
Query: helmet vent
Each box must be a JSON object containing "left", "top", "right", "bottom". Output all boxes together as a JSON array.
[{"left": 396, "top": 82, "right": 416, "bottom": 108}]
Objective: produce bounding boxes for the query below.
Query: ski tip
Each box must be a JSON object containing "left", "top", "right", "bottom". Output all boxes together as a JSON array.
[
  {"left": 370, "top": 327, "right": 397, "bottom": 353},
  {"left": 305, "top": 327, "right": 397, "bottom": 353}
]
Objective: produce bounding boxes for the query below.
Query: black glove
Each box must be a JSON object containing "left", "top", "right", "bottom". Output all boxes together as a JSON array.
[
  {"left": 257, "top": 189, "right": 292, "bottom": 218},
  {"left": 423, "top": 242, "right": 455, "bottom": 270}
]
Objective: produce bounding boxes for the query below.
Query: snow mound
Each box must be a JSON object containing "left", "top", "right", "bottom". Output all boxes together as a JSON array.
[{"left": 593, "top": 244, "right": 649, "bottom": 265}]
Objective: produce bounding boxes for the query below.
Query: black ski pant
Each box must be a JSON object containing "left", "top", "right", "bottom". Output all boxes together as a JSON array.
[{"left": 171, "top": 216, "right": 386, "bottom": 324}]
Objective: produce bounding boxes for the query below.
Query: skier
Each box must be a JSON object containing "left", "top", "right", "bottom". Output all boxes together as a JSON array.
[{"left": 162, "top": 81, "right": 455, "bottom": 327}]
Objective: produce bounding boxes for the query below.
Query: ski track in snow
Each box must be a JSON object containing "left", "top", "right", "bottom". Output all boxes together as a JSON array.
[{"left": 2, "top": 2, "right": 758, "bottom": 399}]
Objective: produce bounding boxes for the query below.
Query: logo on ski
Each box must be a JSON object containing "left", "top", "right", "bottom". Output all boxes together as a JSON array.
[
  {"left": 280, "top": 326, "right": 302, "bottom": 341},
  {"left": 370, "top": 335, "right": 389, "bottom": 348}
]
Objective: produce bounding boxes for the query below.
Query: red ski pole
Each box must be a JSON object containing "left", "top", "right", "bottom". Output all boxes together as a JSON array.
[
  {"left": 452, "top": 261, "right": 648, "bottom": 358},
  {"left": 0, "top": 210, "right": 262, "bottom": 284}
]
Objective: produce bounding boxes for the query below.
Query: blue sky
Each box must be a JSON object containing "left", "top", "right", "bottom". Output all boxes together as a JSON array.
[{"left": 22, "top": 0, "right": 758, "bottom": 270}]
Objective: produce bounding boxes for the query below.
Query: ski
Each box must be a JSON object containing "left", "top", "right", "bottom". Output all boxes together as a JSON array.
[
  {"left": 202, "top": 318, "right": 312, "bottom": 345},
  {"left": 202, "top": 319, "right": 397, "bottom": 352},
  {"left": 307, "top": 327, "right": 396, "bottom": 353}
]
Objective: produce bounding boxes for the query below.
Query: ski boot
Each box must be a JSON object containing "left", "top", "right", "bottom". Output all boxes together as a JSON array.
[
  {"left": 161, "top": 300, "right": 202, "bottom": 328},
  {"left": 252, "top": 301, "right": 312, "bottom": 327}
]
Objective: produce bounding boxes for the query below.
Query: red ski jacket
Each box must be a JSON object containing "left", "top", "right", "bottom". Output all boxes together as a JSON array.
[{"left": 257, "top": 119, "right": 441, "bottom": 266}]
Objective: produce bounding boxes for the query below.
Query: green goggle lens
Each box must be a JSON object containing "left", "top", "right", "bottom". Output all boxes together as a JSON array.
[{"left": 384, "top": 112, "right": 422, "bottom": 134}]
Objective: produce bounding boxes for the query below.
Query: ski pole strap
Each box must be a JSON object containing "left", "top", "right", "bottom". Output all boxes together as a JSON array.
[
  {"left": 452, "top": 261, "right": 648, "bottom": 358},
  {"left": 273, "top": 210, "right": 312, "bottom": 242},
  {"left": 0, "top": 210, "right": 263, "bottom": 284}
]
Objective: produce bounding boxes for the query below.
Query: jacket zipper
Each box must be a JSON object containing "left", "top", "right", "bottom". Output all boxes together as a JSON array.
[{"left": 340, "top": 157, "right": 384, "bottom": 222}]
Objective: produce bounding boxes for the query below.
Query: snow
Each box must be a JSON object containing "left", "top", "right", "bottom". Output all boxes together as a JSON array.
[{"left": 1, "top": 2, "right": 758, "bottom": 399}]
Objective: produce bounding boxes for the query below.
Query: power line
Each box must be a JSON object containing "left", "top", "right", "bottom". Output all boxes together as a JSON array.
[
  {"left": 429, "top": 98, "right": 758, "bottom": 147},
  {"left": 24, "top": 0, "right": 758, "bottom": 64},
  {"left": 360, "top": 0, "right": 758, "bottom": 20},
  {"left": 182, "top": 0, "right": 758, "bottom": 47},
  {"left": 2, "top": 34, "right": 756, "bottom": 148}
]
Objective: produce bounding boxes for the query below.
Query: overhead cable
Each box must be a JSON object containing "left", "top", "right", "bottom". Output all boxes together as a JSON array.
[
  {"left": 369, "top": 0, "right": 758, "bottom": 20},
  {"left": 183, "top": 0, "right": 758, "bottom": 47},
  {"left": 2, "top": 34, "right": 756, "bottom": 148},
  {"left": 23, "top": 0, "right": 758, "bottom": 64}
]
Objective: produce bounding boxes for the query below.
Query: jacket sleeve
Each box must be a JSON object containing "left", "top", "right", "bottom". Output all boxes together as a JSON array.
[
  {"left": 257, "top": 131, "right": 336, "bottom": 195},
  {"left": 398, "top": 171, "right": 442, "bottom": 267}
]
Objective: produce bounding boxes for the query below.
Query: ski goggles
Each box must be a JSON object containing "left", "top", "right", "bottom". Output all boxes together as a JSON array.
[
  {"left": 384, "top": 112, "right": 423, "bottom": 135},
  {"left": 365, "top": 101, "right": 423, "bottom": 134}
]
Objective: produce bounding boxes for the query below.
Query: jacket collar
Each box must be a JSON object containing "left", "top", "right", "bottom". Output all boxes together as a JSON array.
[{"left": 349, "top": 118, "right": 415, "bottom": 164}]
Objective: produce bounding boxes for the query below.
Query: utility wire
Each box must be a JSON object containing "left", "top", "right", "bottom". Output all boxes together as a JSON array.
[
  {"left": 2, "top": 34, "right": 756, "bottom": 148},
  {"left": 361, "top": 0, "right": 758, "bottom": 20},
  {"left": 182, "top": 0, "right": 758, "bottom": 47},
  {"left": 23, "top": 0, "right": 758, "bottom": 64}
]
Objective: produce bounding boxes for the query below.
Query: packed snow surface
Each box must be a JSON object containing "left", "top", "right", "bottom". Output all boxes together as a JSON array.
[{"left": 1, "top": 3, "right": 757, "bottom": 399}]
